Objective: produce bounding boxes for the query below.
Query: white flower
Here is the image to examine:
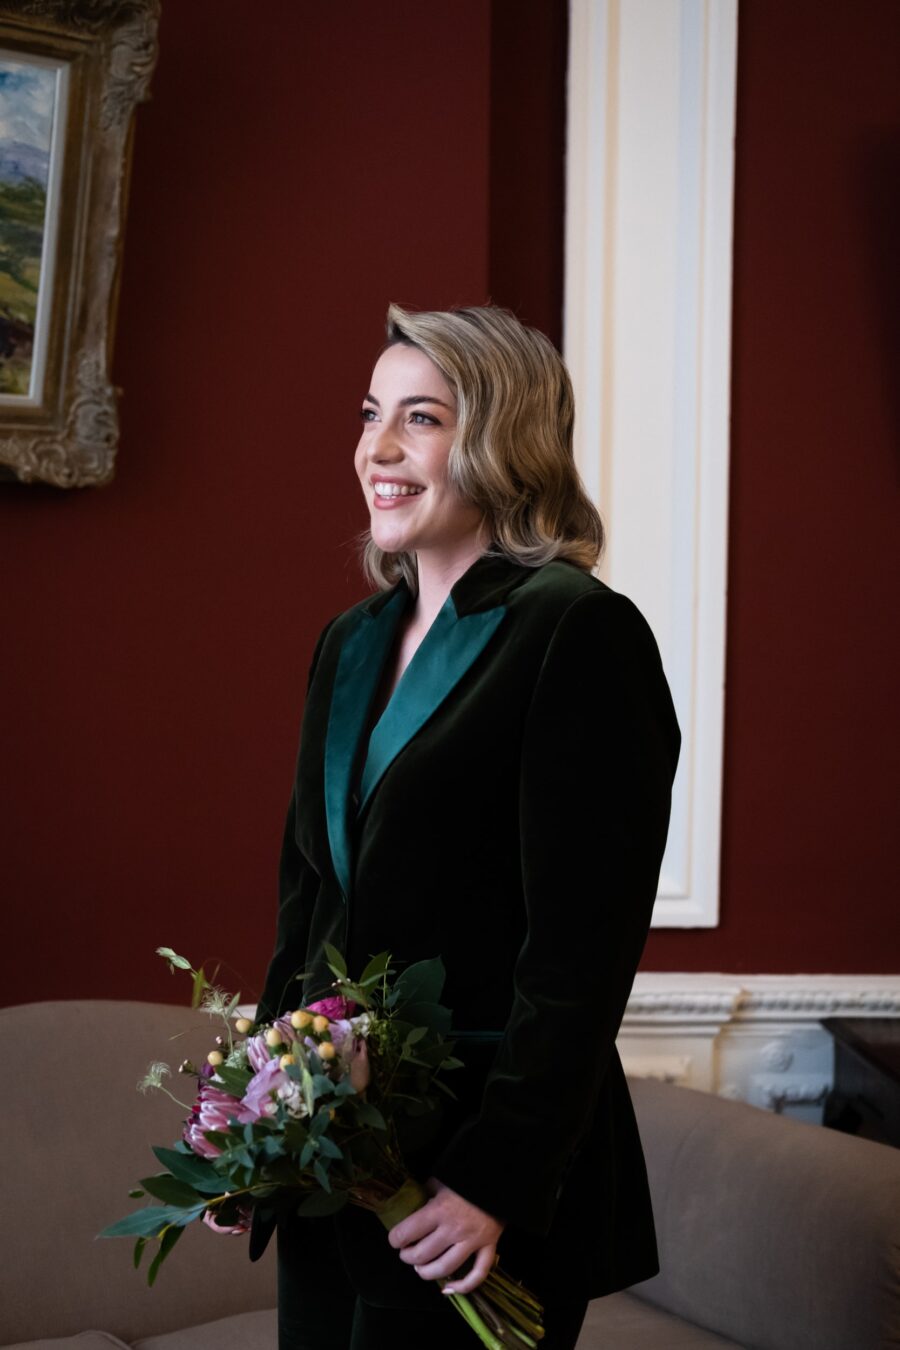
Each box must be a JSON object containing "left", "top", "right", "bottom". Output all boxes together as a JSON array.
[
  {"left": 138, "top": 1061, "right": 171, "bottom": 1093},
  {"left": 225, "top": 1042, "right": 249, "bottom": 1069},
  {"left": 276, "top": 1080, "right": 309, "bottom": 1119}
]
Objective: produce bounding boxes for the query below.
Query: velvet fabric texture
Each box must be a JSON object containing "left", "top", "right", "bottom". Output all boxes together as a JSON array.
[
  {"left": 276, "top": 1209, "right": 591, "bottom": 1349},
  {"left": 250, "top": 552, "right": 681, "bottom": 1310}
]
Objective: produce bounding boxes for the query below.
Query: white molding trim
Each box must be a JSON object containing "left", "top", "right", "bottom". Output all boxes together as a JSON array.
[
  {"left": 626, "top": 972, "right": 900, "bottom": 1021},
  {"left": 564, "top": 0, "right": 739, "bottom": 927},
  {"left": 618, "top": 973, "right": 900, "bottom": 1118}
]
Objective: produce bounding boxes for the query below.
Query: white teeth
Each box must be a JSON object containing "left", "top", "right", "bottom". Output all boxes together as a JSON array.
[{"left": 374, "top": 482, "right": 424, "bottom": 497}]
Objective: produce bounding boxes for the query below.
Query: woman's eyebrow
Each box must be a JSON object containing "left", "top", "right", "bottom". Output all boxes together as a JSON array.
[{"left": 363, "top": 393, "right": 455, "bottom": 410}]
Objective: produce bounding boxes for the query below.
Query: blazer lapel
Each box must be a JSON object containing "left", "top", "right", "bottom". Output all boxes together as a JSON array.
[
  {"left": 324, "top": 552, "right": 531, "bottom": 901},
  {"left": 358, "top": 595, "right": 506, "bottom": 816},
  {"left": 324, "top": 585, "right": 409, "bottom": 902}
]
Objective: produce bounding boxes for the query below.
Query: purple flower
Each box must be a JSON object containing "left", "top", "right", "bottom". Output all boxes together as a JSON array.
[
  {"left": 240, "top": 1056, "right": 286, "bottom": 1120},
  {"left": 246, "top": 1015, "right": 295, "bottom": 1072},
  {"left": 246, "top": 1034, "right": 272, "bottom": 1074},
  {"left": 328, "top": 1019, "right": 354, "bottom": 1054}
]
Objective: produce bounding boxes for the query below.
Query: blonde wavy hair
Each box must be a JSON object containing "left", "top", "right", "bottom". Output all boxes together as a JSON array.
[{"left": 357, "top": 302, "right": 605, "bottom": 593}]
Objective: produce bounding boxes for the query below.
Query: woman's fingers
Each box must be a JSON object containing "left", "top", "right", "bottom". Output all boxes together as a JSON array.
[
  {"left": 399, "top": 1227, "right": 460, "bottom": 1266},
  {"left": 441, "top": 1243, "right": 496, "bottom": 1295},
  {"left": 411, "top": 1240, "right": 470, "bottom": 1281},
  {"left": 387, "top": 1207, "right": 437, "bottom": 1250}
]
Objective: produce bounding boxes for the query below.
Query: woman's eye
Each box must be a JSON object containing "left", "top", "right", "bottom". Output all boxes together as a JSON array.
[
  {"left": 359, "top": 407, "right": 377, "bottom": 422},
  {"left": 410, "top": 412, "right": 437, "bottom": 425}
]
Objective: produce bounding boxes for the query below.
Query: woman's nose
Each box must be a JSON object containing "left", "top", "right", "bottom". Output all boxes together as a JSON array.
[{"left": 368, "top": 421, "right": 403, "bottom": 462}]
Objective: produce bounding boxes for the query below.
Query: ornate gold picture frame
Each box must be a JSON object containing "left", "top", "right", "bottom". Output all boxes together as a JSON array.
[{"left": 0, "top": 0, "right": 159, "bottom": 487}]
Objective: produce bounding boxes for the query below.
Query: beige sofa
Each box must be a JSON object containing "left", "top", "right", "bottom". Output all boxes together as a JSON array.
[{"left": 3, "top": 1000, "right": 899, "bottom": 1349}]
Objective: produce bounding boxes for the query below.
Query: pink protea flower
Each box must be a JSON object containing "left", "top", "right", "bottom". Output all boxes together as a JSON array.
[
  {"left": 203, "top": 1204, "right": 252, "bottom": 1235},
  {"left": 183, "top": 1081, "right": 254, "bottom": 1159},
  {"left": 307, "top": 995, "right": 358, "bottom": 1020}
]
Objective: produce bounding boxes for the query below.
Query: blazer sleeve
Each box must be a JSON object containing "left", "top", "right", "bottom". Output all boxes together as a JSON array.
[
  {"left": 430, "top": 589, "right": 681, "bottom": 1237},
  {"left": 256, "top": 614, "right": 338, "bottom": 1025}
]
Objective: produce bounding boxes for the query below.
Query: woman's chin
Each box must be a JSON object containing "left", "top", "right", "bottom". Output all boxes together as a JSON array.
[{"left": 369, "top": 522, "right": 416, "bottom": 554}]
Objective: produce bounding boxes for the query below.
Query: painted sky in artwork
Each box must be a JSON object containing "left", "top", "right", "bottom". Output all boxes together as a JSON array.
[{"left": 0, "top": 58, "right": 56, "bottom": 185}]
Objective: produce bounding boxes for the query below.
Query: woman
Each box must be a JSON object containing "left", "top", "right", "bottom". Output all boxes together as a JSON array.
[{"left": 251, "top": 303, "right": 681, "bottom": 1349}]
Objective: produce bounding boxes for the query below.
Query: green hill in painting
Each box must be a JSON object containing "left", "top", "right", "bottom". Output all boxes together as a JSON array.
[{"left": 0, "top": 175, "right": 45, "bottom": 394}]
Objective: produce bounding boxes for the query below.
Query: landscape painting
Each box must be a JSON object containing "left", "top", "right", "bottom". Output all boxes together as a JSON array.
[{"left": 0, "top": 54, "right": 59, "bottom": 398}]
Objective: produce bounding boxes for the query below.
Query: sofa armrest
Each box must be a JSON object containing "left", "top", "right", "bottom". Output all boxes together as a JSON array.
[{"left": 626, "top": 1076, "right": 900, "bottom": 1350}]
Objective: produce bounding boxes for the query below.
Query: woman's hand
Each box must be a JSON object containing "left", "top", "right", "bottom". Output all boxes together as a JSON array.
[{"left": 386, "top": 1175, "right": 506, "bottom": 1295}]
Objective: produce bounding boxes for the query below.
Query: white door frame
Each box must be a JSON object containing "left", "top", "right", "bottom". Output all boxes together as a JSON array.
[{"left": 564, "top": 0, "right": 739, "bottom": 926}]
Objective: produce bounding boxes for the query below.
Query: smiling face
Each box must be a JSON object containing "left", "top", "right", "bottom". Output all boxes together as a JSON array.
[{"left": 354, "top": 342, "right": 486, "bottom": 560}]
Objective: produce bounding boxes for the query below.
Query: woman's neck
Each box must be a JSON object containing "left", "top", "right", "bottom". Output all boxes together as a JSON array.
[{"left": 412, "top": 531, "right": 492, "bottom": 631}]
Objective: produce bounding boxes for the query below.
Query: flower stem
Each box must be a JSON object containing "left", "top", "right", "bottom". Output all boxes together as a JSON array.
[{"left": 447, "top": 1292, "right": 506, "bottom": 1350}]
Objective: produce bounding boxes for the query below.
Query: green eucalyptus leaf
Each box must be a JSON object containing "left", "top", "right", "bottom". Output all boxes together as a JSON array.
[
  {"left": 200, "top": 1130, "right": 233, "bottom": 1151},
  {"left": 213, "top": 1066, "right": 252, "bottom": 1098},
  {"left": 301, "top": 1066, "right": 315, "bottom": 1116},
  {"left": 128, "top": 1189, "right": 146, "bottom": 1199},
  {"left": 151, "top": 1147, "right": 223, "bottom": 1193},
  {"left": 147, "top": 1223, "right": 184, "bottom": 1288},
  {"left": 133, "top": 1235, "right": 148, "bottom": 1269},
  {"left": 283, "top": 1120, "right": 309, "bottom": 1151},
  {"left": 139, "top": 1174, "right": 205, "bottom": 1207},
  {"left": 190, "top": 967, "right": 208, "bottom": 1009},
  {"left": 432, "top": 1078, "right": 460, "bottom": 1101},
  {"left": 359, "top": 951, "right": 392, "bottom": 986},
  {"left": 300, "top": 1139, "right": 316, "bottom": 1168},
  {"left": 394, "top": 956, "right": 445, "bottom": 1007},
  {"left": 296, "top": 1188, "right": 348, "bottom": 1217},
  {"left": 354, "top": 1101, "right": 387, "bottom": 1130},
  {"left": 99, "top": 1205, "right": 193, "bottom": 1239},
  {"left": 309, "top": 1109, "right": 331, "bottom": 1139},
  {"left": 317, "top": 1135, "right": 343, "bottom": 1160},
  {"left": 157, "top": 947, "right": 192, "bottom": 971},
  {"left": 405, "top": 1026, "right": 427, "bottom": 1045},
  {"left": 312, "top": 1158, "right": 331, "bottom": 1192},
  {"left": 322, "top": 942, "right": 347, "bottom": 978},
  {"left": 335, "top": 980, "right": 367, "bottom": 1004}
]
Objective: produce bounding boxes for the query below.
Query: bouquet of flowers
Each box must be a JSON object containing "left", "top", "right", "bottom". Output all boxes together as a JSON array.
[{"left": 100, "top": 944, "right": 544, "bottom": 1348}]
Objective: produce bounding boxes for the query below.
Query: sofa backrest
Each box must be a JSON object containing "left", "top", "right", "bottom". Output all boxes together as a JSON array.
[
  {"left": 628, "top": 1075, "right": 900, "bottom": 1350},
  {"left": 1, "top": 1000, "right": 276, "bottom": 1345}
]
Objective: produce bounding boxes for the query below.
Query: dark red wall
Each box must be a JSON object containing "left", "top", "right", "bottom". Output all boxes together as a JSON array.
[
  {"left": 644, "top": 0, "right": 900, "bottom": 973},
  {"left": 1, "top": 1, "right": 896, "bottom": 1007},
  {"left": 0, "top": 0, "right": 566, "bottom": 1006}
]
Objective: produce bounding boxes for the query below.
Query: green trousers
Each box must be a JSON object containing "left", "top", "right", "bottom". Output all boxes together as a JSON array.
[{"left": 276, "top": 1211, "right": 589, "bottom": 1350}]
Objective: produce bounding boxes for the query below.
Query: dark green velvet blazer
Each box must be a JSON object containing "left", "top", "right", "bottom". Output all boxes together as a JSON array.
[{"left": 249, "top": 551, "right": 681, "bottom": 1310}]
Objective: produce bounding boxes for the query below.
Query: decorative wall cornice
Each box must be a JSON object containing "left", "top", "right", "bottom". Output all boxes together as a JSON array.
[{"left": 625, "top": 974, "right": 900, "bottom": 1025}]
